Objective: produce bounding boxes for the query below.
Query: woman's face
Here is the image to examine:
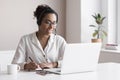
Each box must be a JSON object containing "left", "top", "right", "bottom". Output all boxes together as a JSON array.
[{"left": 39, "top": 13, "right": 57, "bottom": 35}]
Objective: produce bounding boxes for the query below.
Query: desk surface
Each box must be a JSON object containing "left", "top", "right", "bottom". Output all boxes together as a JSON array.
[{"left": 0, "top": 63, "right": 120, "bottom": 80}]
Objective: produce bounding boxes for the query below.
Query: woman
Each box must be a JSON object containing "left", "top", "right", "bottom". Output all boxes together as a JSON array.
[{"left": 12, "top": 4, "right": 66, "bottom": 71}]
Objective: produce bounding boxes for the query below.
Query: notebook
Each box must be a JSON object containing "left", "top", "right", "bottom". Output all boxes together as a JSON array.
[{"left": 38, "top": 43, "right": 101, "bottom": 75}]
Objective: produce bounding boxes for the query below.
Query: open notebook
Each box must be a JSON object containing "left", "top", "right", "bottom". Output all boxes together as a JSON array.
[{"left": 36, "top": 43, "right": 101, "bottom": 75}]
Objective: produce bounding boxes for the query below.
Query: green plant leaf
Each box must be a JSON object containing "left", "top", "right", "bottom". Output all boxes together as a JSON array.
[
  {"left": 92, "top": 15, "right": 97, "bottom": 19},
  {"left": 98, "top": 13, "right": 101, "bottom": 19},
  {"left": 93, "top": 30, "right": 98, "bottom": 37},
  {"left": 89, "top": 25, "right": 96, "bottom": 27},
  {"left": 101, "top": 17, "right": 106, "bottom": 22},
  {"left": 102, "top": 30, "right": 107, "bottom": 36},
  {"left": 90, "top": 13, "right": 107, "bottom": 39}
]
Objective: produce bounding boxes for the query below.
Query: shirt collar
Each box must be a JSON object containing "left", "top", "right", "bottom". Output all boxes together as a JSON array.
[
  {"left": 48, "top": 34, "right": 55, "bottom": 43},
  {"left": 31, "top": 32, "right": 40, "bottom": 46},
  {"left": 31, "top": 32, "right": 55, "bottom": 45}
]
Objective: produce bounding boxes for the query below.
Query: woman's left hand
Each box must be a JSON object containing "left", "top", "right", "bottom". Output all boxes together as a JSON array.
[{"left": 39, "top": 62, "right": 58, "bottom": 69}]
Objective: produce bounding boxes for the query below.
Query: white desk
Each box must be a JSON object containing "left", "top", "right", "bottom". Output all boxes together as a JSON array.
[{"left": 0, "top": 63, "right": 120, "bottom": 80}]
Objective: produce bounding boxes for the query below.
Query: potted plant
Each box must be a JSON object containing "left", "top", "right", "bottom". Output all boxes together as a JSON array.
[{"left": 90, "top": 13, "right": 107, "bottom": 43}]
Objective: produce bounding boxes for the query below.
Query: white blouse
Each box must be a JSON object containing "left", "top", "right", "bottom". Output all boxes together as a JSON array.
[{"left": 12, "top": 32, "right": 66, "bottom": 69}]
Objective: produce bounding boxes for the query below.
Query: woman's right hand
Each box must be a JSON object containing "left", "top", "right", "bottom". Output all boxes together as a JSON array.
[
  {"left": 39, "top": 62, "right": 58, "bottom": 69},
  {"left": 24, "top": 62, "right": 39, "bottom": 71}
]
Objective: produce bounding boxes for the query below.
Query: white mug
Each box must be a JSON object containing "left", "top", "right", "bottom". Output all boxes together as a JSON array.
[{"left": 7, "top": 64, "right": 20, "bottom": 75}]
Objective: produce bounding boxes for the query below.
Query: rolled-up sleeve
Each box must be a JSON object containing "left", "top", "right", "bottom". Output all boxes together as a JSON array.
[{"left": 12, "top": 36, "right": 27, "bottom": 70}]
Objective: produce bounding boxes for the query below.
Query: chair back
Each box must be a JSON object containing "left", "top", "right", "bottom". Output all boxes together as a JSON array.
[{"left": 0, "top": 50, "right": 15, "bottom": 71}]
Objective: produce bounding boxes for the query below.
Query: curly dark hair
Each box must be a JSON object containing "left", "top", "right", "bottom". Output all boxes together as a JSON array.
[{"left": 34, "top": 4, "right": 58, "bottom": 26}]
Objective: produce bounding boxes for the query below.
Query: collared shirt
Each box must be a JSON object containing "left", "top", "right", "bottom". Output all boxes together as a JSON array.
[{"left": 12, "top": 32, "right": 66, "bottom": 69}]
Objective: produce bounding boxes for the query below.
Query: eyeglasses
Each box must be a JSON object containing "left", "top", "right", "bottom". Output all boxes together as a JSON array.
[{"left": 43, "top": 19, "right": 57, "bottom": 27}]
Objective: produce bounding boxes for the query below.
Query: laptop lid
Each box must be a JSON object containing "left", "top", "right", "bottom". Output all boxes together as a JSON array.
[
  {"left": 44, "top": 43, "right": 101, "bottom": 74},
  {"left": 60, "top": 43, "right": 101, "bottom": 74}
]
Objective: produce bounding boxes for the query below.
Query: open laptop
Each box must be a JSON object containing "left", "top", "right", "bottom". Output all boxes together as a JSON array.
[{"left": 38, "top": 43, "right": 101, "bottom": 74}]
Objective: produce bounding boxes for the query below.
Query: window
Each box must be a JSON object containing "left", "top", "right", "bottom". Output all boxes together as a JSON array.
[
  {"left": 117, "top": 0, "right": 120, "bottom": 44},
  {"left": 102, "top": 0, "right": 118, "bottom": 44}
]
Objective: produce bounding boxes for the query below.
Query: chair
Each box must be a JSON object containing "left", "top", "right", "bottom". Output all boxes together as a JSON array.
[{"left": 0, "top": 50, "right": 15, "bottom": 71}]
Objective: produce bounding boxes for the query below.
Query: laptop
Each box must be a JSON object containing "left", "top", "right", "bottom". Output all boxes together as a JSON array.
[{"left": 38, "top": 43, "right": 101, "bottom": 75}]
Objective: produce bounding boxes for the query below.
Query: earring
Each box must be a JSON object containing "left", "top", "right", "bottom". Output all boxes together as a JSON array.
[{"left": 55, "top": 29, "right": 57, "bottom": 35}]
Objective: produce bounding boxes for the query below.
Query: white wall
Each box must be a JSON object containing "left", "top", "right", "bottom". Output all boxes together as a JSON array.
[
  {"left": 107, "top": 0, "right": 117, "bottom": 44},
  {"left": 66, "top": 0, "right": 81, "bottom": 43},
  {"left": 102, "top": 0, "right": 117, "bottom": 44},
  {"left": 0, "top": 0, "right": 66, "bottom": 50}
]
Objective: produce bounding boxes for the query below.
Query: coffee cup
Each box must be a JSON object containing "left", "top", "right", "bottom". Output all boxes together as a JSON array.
[{"left": 7, "top": 64, "right": 20, "bottom": 75}]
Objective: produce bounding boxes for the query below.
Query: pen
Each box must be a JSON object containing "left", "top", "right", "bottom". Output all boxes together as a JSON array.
[{"left": 29, "top": 57, "right": 33, "bottom": 62}]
